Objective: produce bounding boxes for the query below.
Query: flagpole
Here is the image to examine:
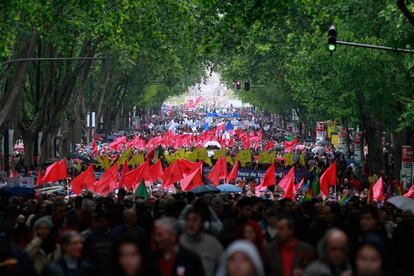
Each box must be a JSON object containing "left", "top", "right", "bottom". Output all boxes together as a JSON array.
[{"left": 335, "top": 177, "right": 337, "bottom": 202}]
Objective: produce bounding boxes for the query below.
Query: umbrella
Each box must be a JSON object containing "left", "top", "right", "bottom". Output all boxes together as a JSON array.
[
  {"left": 66, "top": 153, "right": 93, "bottom": 163},
  {"left": 203, "top": 141, "right": 221, "bottom": 149},
  {"left": 190, "top": 184, "right": 220, "bottom": 195},
  {"left": 217, "top": 184, "right": 242, "bottom": 193},
  {"left": 388, "top": 196, "right": 414, "bottom": 214},
  {"left": 0, "top": 186, "right": 35, "bottom": 197}
]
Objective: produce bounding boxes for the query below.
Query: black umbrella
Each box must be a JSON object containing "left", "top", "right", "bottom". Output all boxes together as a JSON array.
[
  {"left": 66, "top": 153, "right": 93, "bottom": 163},
  {"left": 0, "top": 186, "right": 35, "bottom": 197},
  {"left": 190, "top": 184, "right": 220, "bottom": 195}
]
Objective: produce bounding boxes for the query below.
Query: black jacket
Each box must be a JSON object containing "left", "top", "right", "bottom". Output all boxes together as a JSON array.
[
  {"left": 42, "top": 257, "right": 94, "bottom": 276},
  {"left": 154, "top": 246, "right": 206, "bottom": 276}
]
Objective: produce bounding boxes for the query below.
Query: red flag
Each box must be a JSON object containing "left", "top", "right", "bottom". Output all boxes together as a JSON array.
[
  {"left": 180, "top": 167, "right": 203, "bottom": 192},
  {"left": 260, "top": 163, "right": 276, "bottom": 187},
  {"left": 278, "top": 167, "right": 295, "bottom": 200},
  {"left": 265, "top": 140, "right": 274, "bottom": 151},
  {"left": 9, "top": 170, "right": 18, "bottom": 177},
  {"left": 236, "top": 130, "right": 247, "bottom": 141},
  {"left": 43, "top": 159, "right": 68, "bottom": 183},
  {"left": 71, "top": 165, "right": 95, "bottom": 194},
  {"left": 319, "top": 161, "right": 337, "bottom": 197},
  {"left": 242, "top": 138, "right": 251, "bottom": 150},
  {"left": 227, "top": 161, "right": 239, "bottom": 183},
  {"left": 36, "top": 169, "right": 43, "bottom": 186},
  {"left": 250, "top": 130, "right": 262, "bottom": 143},
  {"left": 94, "top": 162, "right": 119, "bottom": 195},
  {"left": 207, "top": 156, "right": 227, "bottom": 185},
  {"left": 92, "top": 139, "right": 98, "bottom": 156},
  {"left": 216, "top": 123, "right": 226, "bottom": 132},
  {"left": 123, "top": 160, "right": 150, "bottom": 190},
  {"left": 146, "top": 148, "right": 155, "bottom": 161},
  {"left": 403, "top": 184, "right": 414, "bottom": 199},
  {"left": 284, "top": 138, "right": 298, "bottom": 152},
  {"left": 149, "top": 159, "right": 164, "bottom": 182},
  {"left": 118, "top": 160, "right": 130, "bottom": 187},
  {"left": 195, "top": 96, "right": 203, "bottom": 105},
  {"left": 162, "top": 161, "right": 184, "bottom": 189},
  {"left": 373, "top": 177, "right": 384, "bottom": 202},
  {"left": 295, "top": 178, "right": 304, "bottom": 191},
  {"left": 177, "top": 160, "right": 202, "bottom": 175}
]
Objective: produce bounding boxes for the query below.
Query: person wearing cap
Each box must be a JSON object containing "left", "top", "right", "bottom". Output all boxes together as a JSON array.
[{"left": 25, "top": 216, "right": 61, "bottom": 274}]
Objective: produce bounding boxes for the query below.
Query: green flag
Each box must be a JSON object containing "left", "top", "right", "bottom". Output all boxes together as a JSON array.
[
  {"left": 311, "top": 171, "right": 320, "bottom": 198},
  {"left": 304, "top": 190, "right": 312, "bottom": 202},
  {"left": 135, "top": 180, "right": 148, "bottom": 201}
]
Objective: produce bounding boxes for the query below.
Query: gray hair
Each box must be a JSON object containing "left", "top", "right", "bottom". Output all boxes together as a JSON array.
[
  {"left": 123, "top": 208, "right": 136, "bottom": 220},
  {"left": 155, "top": 216, "right": 179, "bottom": 235},
  {"left": 317, "top": 228, "right": 348, "bottom": 263},
  {"left": 59, "top": 230, "right": 82, "bottom": 246}
]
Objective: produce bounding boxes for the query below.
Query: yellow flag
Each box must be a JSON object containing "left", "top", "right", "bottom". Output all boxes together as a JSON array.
[
  {"left": 76, "top": 160, "right": 82, "bottom": 172},
  {"left": 204, "top": 156, "right": 213, "bottom": 167},
  {"left": 185, "top": 151, "right": 197, "bottom": 162},
  {"left": 95, "top": 155, "right": 103, "bottom": 169},
  {"left": 194, "top": 148, "right": 206, "bottom": 161},
  {"left": 193, "top": 148, "right": 212, "bottom": 166},
  {"left": 128, "top": 152, "right": 144, "bottom": 167},
  {"left": 226, "top": 156, "right": 234, "bottom": 166},
  {"left": 102, "top": 154, "right": 111, "bottom": 170},
  {"left": 236, "top": 150, "right": 252, "bottom": 167},
  {"left": 172, "top": 149, "right": 185, "bottom": 161},
  {"left": 299, "top": 153, "right": 305, "bottom": 167},
  {"left": 118, "top": 148, "right": 132, "bottom": 167},
  {"left": 258, "top": 151, "right": 276, "bottom": 164},
  {"left": 283, "top": 152, "right": 294, "bottom": 166},
  {"left": 213, "top": 149, "right": 227, "bottom": 160}
]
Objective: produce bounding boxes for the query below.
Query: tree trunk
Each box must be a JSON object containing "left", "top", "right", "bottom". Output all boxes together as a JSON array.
[
  {"left": 22, "top": 133, "right": 35, "bottom": 166},
  {"left": 363, "top": 117, "right": 385, "bottom": 174},
  {"left": 0, "top": 30, "right": 37, "bottom": 130}
]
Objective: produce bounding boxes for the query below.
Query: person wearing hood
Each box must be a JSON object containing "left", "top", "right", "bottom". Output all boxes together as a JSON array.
[
  {"left": 304, "top": 228, "right": 352, "bottom": 276},
  {"left": 216, "top": 240, "right": 264, "bottom": 276},
  {"left": 25, "top": 216, "right": 61, "bottom": 274},
  {"left": 179, "top": 207, "right": 223, "bottom": 276}
]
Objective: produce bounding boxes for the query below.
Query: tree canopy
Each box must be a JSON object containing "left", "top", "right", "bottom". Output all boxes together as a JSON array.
[{"left": 1, "top": 0, "right": 414, "bottom": 172}]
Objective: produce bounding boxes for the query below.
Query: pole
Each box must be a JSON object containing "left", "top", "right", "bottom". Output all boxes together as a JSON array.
[
  {"left": 4, "top": 56, "right": 106, "bottom": 66},
  {"left": 89, "top": 76, "right": 93, "bottom": 143},
  {"left": 337, "top": 40, "right": 414, "bottom": 54},
  {"left": 4, "top": 130, "right": 9, "bottom": 173}
]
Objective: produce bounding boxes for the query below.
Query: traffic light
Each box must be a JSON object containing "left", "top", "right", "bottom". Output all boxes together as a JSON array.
[
  {"left": 235, "top": 80, "right": 241, "bottom": 90},
  {"left": 327, "top": 25, "right": 337, "bottom": 52},
  {"left": 244, "top": 80, "right": 250, "bottom": 91}
]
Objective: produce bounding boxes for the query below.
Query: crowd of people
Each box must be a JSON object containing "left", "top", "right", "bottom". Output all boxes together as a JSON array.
[{"left": 1, "top": 106, "right": 413, "bottom": 276}]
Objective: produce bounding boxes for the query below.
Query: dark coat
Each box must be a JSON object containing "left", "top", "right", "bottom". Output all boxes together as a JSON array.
[
  {"left": 263, "top": 239, "right": 314, "bottom": 276},
  {"left": 42, "top": 257, "right": 94, "bottom": 276},
  {"left": 154, "top": 246, "right": 206, "bottom": 276},
  {"left": 0, "top": 244, "right": 36, "bottom": 276}
]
